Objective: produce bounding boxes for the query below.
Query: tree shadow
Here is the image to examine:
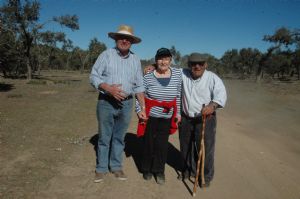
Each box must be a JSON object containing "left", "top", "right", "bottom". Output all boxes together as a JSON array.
[{"left": 0, "top": 83, "right": 14, "bottom": 92}]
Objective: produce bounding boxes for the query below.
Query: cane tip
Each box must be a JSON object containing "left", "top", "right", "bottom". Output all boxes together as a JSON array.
[{"left": 192, "top": 193, "right": 196, "bottom": 197}]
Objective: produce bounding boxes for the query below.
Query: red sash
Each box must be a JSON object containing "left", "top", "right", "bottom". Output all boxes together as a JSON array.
[{"left": 137, "top": 97, "right": 178, "bottom": 137}]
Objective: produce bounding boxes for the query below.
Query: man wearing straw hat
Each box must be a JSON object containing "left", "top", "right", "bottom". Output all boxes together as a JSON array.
[
  {"left": 179, "top": 53, "right": 227, "bottom": 187},
  {"left": 90, "top": 25, "right": 146, "bottom": 183}
]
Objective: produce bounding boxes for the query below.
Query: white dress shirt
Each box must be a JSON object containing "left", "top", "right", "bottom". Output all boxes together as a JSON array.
[{"left": 181, "top": 68, "right": 227, "bottom": 117}]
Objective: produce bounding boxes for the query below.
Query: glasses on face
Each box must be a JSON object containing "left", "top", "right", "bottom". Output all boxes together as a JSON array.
[{"left": 190, "top": 62, "right": 206, "bottom": 67}]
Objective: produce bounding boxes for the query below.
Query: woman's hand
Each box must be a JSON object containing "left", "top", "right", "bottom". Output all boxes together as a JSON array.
[
  {"left": 137, "top": 110, "right": 148, "bottom": 122},
  {"left": 175, "top": 116, "right": 181, "bottom": 124}
]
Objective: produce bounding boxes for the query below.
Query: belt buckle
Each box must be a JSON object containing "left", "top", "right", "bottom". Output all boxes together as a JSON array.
[{"left": 122, "top": 95, "right": 132, "bottom": 101}]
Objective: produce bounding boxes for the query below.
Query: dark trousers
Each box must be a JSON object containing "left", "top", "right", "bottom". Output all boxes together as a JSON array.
[
  {"left": 141, "top": 117, "right": 171, "bottom": 174},
  {"left": 179, "top": 113, "right": 216, "bottom": 182}
]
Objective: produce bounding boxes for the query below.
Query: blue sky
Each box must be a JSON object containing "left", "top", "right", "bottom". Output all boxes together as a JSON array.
[{"left": 13, "top": 0, "right": 300, "bottom": 59}]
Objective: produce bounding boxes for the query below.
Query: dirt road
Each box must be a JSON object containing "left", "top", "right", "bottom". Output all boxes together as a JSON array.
[{"left": 0, "top": 72, "right": 299, "bottom": 199}]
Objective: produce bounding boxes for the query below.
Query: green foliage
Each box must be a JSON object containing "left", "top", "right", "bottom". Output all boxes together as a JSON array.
[
  {"left": 258, "top": 27, "right": 300, "bottom": 81},
  {"left": 0, "top": 0, "right": 80, "bottom": 79},
  {"left": 1, "top": 1, "right": 299, "bottom": 82},
  {"left": 87, "top": 38, "right": 107, "bottom": 70},
  {"left": 170, "top": 45, "right": 181, "bottom": 65},
  {"left": 53, "top": 15, "right": 79, "bottom": 31}
]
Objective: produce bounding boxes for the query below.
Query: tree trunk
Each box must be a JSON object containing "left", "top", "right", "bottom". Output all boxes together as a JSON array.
[
  {"left": 80, "top": 63, "right": 84, "bottom": 74},
  {"left": 256, "top": 65, "right": 263, "bottom": 83},
  {"left": 37, "top": 61, "right": 41, "bottom": 76},
  {"left": 66, "top": 53, "right": 72, "bottom": 71},
  {"left": 80, "top": 53, "right": 89, "bottom": 74},
  {"left": 26, "top": 56, "right": 32, "bottom": 80},
  {"left": 297, "top": 65, "right": 300, "bottom": 80}
]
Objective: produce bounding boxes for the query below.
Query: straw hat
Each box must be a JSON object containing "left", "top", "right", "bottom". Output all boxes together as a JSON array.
[{"left": 108, "top": 25, "right": 141, "bottom": 44}]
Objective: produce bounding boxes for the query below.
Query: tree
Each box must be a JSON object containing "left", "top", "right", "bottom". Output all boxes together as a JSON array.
[
  {"left": 259, "top": 27, "right": 300, "bottom": 82},
  {"left": 220, "top": 49, "right": 240, "bottom": 75},
  {"left": 87, "top": 38, "right": 106, "bottom": 71},
  {"left": 71, "top": 47, "right": 88, "bottom": 73},
  {"left": 39, "top": 31, "right": 66, "bottom": 69},
  {"left": 62, "top": 39, "right": 74, "bottom": 71},
  {"left": 170, "top": 45, "right": 181, "bottom": 66},
  {"left": 264, "top": 52, "right": 291, "bottom": 79},
  {"left": 292, "top": 49, "right": 300, "bottom": 80},
  {"left": 256, "top": 46, "right": 280, "bottom": 82},
  {"left": 0, "top": 0, "right": 79, "bottom": 79},
  {"left": 239, "top": 48, "right": 262, "bottom": 78}
]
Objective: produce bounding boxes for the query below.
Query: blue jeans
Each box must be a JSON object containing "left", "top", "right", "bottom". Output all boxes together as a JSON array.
[{"left": 96, "top": 98, "right": 133, "bottom": 173}]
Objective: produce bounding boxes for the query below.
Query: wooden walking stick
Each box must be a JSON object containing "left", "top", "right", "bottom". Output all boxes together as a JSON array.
[{"left": 192, "top": 105, "right": 206, "bottom": 197}]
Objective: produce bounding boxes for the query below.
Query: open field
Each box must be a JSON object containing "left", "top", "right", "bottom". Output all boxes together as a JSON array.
[{"left": 0, "top": 71, "right": 300, "bottom": 199}]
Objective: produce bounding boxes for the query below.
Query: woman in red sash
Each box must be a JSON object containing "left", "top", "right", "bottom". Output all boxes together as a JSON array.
[{"left": 136, "top": 48, "right": 182, "bottom": 185}]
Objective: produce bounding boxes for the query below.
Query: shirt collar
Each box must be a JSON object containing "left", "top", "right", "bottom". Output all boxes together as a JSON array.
[
  {"left": 189, "top": 69, "right": 207, "bottom": 82},
  {"left": 115, "top": 47, "right": 133, "bottom": 59}
]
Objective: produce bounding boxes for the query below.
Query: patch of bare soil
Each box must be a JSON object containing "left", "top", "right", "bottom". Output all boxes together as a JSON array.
[{"left": 0, "top": 73, "right": 299, "bottom": 199}]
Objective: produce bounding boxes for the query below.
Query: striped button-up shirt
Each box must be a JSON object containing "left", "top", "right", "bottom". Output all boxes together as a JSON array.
[
  {"left": 90, "top": 48, "right": 144, "bottom": 95},
  {"left": 182, "top": 68, "right": 227, "bottom": 118}
]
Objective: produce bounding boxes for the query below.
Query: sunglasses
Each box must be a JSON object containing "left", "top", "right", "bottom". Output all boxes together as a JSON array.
[{"left": 189, "top": 62, "right": 206, "bottom": 67}]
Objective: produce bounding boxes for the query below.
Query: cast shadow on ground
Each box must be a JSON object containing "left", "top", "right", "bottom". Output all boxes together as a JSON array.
[
  {"left": 89, "top": 132, "right": 184, "bottom": 176},
  {"left": 89, "top": 134, "right": 98, "bottom": 165},
  {"left": 0, "top": 83, "right": 14, "bottom": 92},
  {"left": 124, "top": 133, "right": 144, "bottom": 172},
  {"left": 124, "top": 132, "right": 184, "bottom": 174}
]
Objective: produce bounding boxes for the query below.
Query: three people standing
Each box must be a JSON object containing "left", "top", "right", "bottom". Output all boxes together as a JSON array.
[{"left": 90, "top": 25, "right": 227, "bottom": 187}]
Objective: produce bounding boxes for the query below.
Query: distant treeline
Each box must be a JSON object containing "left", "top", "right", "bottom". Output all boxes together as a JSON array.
[{"left": 1, "top": 0, "right": 300, "bottom": 82}]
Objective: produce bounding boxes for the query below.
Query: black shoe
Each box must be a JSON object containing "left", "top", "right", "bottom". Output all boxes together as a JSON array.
[
  {"left": 143, "top": 172, "right": 152, "bottom": 180},
  {"left": 177, "top": 171, "right": 189, "bottom": 180},
  {"left": 156, "top": 173, "right": 165, "bottom": 185}
]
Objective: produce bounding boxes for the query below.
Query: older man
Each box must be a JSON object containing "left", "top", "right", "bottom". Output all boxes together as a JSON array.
[
  {"left": 179, "top": 53, "right": 227, "bottom": 187},
  {"left": 90, "top": 25, "right": 146, "bottom": 183}
]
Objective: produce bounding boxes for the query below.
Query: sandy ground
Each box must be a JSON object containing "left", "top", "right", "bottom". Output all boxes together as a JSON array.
[{"left": 0, "top": 71, "right": 299, "bottom": 199}]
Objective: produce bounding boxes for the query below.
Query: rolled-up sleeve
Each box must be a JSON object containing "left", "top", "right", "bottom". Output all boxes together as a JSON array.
[
  {"left": 132, "top": 61, "right": 145, "bottom": 94},
  {"left": 135, "top": 75, "right": 147, "bottom": 113},
  {"left": 89, "top": 52, "right": 108, "bottom": 90},
  {"left": 212, "top": 75, "right": 227, "bottom": 108}
]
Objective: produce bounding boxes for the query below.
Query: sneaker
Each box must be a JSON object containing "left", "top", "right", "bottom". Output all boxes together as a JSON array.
[
  {"left": 94, "top": 172, "right": 106, "bottom": 183},
  {"left": 112, "top": 170, "right": 127, "bottom": 181},
  {"left": 143, "top": 172, "right": 152, "bottom": 180},
  {"left": 156, "top": 173, "right": 165, "bottom": 185}
]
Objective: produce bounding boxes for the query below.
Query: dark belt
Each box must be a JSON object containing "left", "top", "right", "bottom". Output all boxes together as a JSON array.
[
  {"left": 182, "top": 112, "right": 202, "bottom": 121},
  {"left": 98, "top": 93, "right": 133, "bottom": 101},
  {"left": 182, "top": 111, "right": 215, "bottom": 120}
]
